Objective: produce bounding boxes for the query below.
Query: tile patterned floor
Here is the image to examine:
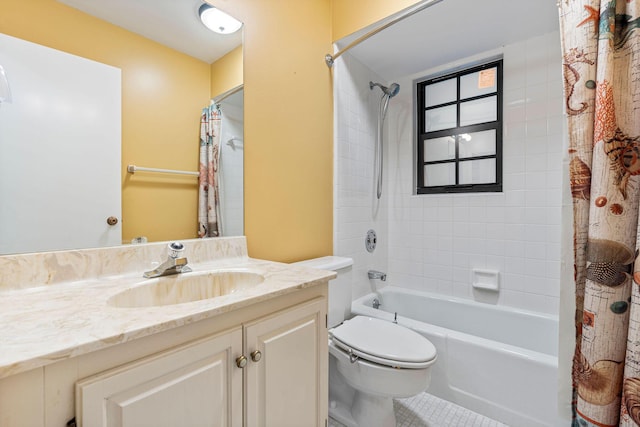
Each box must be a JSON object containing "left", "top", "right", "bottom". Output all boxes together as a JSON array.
[{"left": 329, "top": 392, "right": 509, "bottom": 427}]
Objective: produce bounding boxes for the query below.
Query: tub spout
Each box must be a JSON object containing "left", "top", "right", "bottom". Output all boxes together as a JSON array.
[{"left": 368, "top": 270, "right": 387, "bottom": 281}]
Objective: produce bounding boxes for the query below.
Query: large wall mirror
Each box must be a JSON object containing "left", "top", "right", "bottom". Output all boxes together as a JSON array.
[{"left": 0, "top": 0, "right": 243, "bottom": 255}]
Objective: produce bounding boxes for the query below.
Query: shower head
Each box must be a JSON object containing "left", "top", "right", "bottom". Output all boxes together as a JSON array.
[
  {"left": 387, "top": 83, "right": 400, "bottom": 97},
  {"left": 369, "top": 81, "right": 400, "bottom": 98}
]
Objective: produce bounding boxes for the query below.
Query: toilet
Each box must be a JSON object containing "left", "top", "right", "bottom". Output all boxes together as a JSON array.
[{"left": 293, "top": 256, "right": 437, "bottom": 427}]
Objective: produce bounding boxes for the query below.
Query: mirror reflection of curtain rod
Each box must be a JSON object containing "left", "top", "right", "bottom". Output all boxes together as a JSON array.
[{"left": 211, "top": 84, "right": 243, "bottom": 105}]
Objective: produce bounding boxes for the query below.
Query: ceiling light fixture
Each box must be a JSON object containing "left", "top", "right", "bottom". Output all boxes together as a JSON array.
[{"left": 198, "top": 4, "right": 242, "bottom": 35}]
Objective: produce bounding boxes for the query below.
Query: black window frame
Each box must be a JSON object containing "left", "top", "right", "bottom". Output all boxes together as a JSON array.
[{"left": 415, "top": 59, "right": 503, "bottom": 194}]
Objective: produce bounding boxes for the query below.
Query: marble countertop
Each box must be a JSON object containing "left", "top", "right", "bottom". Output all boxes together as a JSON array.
[{"left": 0, "top": 256, "right": 334, "bottom": 380}]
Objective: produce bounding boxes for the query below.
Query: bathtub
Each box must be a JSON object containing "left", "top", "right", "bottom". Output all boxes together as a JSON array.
[{"left": 351, "top": 287, "right": 562, "bottom": 427}]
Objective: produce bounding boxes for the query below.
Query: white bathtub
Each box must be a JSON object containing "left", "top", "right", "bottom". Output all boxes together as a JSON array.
[{"left": 351, "top": 287, "right": 562, "bottom": 427}]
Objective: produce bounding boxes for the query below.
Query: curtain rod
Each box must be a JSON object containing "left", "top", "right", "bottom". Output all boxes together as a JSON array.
[
  {"left": 325, "top": 0, "right": 444, "bottom": 68},
  {"left": 127, "top": 165, "right": 199, "bottom": 176}
]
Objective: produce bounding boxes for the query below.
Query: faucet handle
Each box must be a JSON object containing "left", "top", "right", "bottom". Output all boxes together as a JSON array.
[{"left": 168, "top": 242, "right": 185, "bottom": 259}]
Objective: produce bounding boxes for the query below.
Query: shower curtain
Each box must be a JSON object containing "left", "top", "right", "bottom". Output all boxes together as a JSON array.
[
  {"left": 198, "top": 104, "right": 222, "bottom": 238},
  {"left": 560, "top": 0, "right": 640, "bottom": 425}
]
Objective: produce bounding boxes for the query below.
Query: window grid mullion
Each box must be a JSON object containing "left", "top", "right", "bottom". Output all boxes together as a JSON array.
[
  {"left": 423, "top": 91, "right": 497, "bottom": 112},
  {"left": 415, "top": 59, "right": 503, "bottom": 194},
  {"left": 455, "top": 75, "right": 461, "bottom": 185},
  {"left": 423, "top": 153, "right": 497, "bottom": 167}
]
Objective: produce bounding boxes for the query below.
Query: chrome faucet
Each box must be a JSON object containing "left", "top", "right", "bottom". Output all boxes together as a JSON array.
[
  {"left": 367, "top": 270, "right": 387, "bottom": 281},
  {"left": 143, "top": 242, "right": 192, "bottom": 278}
]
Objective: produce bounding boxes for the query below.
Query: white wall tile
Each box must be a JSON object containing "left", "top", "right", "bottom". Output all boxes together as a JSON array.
[
  {"left": 504, "top": 240, "right": 526, "bottom": 258},
  {"left": 336, "top": 31, "right": 562, "bottom": 316},
  {"left": 504, "top": 173, "right": 526, "bottom": 191}
]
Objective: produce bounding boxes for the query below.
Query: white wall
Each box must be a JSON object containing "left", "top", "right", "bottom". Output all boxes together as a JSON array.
[
  {"left": 386, "top": 31, "right": 564, "bottom": 315},
  {"left": 333, "top": 53, "right": 389, "bottom": 301},
  {"left": 335, "top": 30, "right": 564, "bottom": 315}
]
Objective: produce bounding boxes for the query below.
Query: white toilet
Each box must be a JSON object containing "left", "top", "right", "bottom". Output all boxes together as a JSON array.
[{"left": 293, "top": 256, "right": 437, "bottom": 427}]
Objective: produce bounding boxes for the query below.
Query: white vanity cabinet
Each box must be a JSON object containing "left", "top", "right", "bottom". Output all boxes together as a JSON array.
[
  {"left": 74, "top": 297, "right": 327, "bottom": 427},
  {"left": 245, "top": 299, "right": 326, "bottom": 426},
  {"left": 76, "top": 328, "right": 243, "bottom": 427}
]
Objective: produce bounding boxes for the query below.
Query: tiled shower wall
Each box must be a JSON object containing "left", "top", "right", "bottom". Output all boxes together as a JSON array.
[
  {"left": 220, "top": 99, "right": 244, "bottom": 237},
  {"left": 386, "top": 31, "right": 564, "bottom": 315},
  {"left": 333, "top": 53, "right": 389, "bottom": 300},
  {"left": 335, "top": 30, "right": 565, "bottom": 315}
]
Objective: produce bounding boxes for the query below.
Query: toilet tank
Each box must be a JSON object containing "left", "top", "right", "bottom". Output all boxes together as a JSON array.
[{"left": 291, "top": 256, "right": 353, "bottom": 328}]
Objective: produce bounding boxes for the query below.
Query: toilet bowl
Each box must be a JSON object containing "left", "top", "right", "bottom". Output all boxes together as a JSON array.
[
  {"left": 329, "top": 315, "right": 436, "bottom": 427},
  {"left": 292, "top": 257, "right": 438, "bottom": 427}
]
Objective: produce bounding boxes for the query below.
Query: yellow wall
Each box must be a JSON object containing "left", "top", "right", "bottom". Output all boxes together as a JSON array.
[
  {"left": 210, "top": 0, "right": 333, "bottom": 262},
  {"left": 0, "top": 0, "right": 211, "bottom": 244},
  {"left": 210, "top": 45, "right": 243, "bottom": 99},
  {"left": 331, "top": 0, "right": 422, "bottom": 41},
  {"left": 206, "top": 0, "right": 420, "bottom": 262}
]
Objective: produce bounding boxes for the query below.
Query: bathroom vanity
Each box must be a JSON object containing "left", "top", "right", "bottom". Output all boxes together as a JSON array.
[{"left": 0, "top": 237, "right": 332, "bottom": 427}]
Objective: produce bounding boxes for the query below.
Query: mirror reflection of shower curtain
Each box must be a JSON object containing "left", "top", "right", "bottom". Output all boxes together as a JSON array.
[{"left": 198, "top": 105, "right": 222, "bottom": 237}]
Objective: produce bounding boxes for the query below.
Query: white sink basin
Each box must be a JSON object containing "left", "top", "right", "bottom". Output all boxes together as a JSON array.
[{"left": 108, "top": 270, "right": 265, "bottom": 308}]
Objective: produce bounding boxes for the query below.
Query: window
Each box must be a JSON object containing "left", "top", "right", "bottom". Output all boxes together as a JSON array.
[{"left": 415, "top": 59, "right": 503, "bottom": 194}]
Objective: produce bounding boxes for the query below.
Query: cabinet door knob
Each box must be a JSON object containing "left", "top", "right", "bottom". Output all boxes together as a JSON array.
[
  {"left": 250, "top": 350, "right": 262, "bottom": 362},
  {"left": 236, "top": 355, "right": 247, "bottom": 368}
]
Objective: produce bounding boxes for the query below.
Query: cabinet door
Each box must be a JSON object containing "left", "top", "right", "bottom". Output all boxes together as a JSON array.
[
  {"left": 244, "top": 298, "right": 328, "bottom": 427},
  {"left": 76, "top": 328, "right": 243, "bottom": 427}
]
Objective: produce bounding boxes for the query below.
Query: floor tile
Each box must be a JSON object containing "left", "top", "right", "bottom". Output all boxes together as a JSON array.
[{"left": 328, "top": 392, "right": 509, "bottom": 427}]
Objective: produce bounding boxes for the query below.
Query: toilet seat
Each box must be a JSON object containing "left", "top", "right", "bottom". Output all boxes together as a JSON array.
[{"left": 331, "top": 316, "right": 436, "bottom": 369}]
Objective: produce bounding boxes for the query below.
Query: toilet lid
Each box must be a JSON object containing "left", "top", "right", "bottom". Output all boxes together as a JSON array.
[{"left": 331, "top": 316, "right": 436, "bottom": 369}]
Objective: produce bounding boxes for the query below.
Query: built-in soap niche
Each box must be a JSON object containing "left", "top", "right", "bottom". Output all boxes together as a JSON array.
[{"left": 472, "top": 269, "right": 499, "bottom": 291}]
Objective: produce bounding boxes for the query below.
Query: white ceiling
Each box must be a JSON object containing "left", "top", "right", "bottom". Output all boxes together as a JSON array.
[
  {"left": 56, "top": 0, "right": 242, "bottom": 64},
  {"left": 56, "top": 0, "right": 558, "bottom": 79},
  {"left": 340, "top": 0, "right": 560, "bottom": 81}
]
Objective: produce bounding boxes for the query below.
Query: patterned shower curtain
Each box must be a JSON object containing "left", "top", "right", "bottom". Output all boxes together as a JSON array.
[
  {"left": 198, "top": 104, "right": 222, "bottom": 238},
  {"left": 560, "top": 0, "right": 640, "bottom": 425}
]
